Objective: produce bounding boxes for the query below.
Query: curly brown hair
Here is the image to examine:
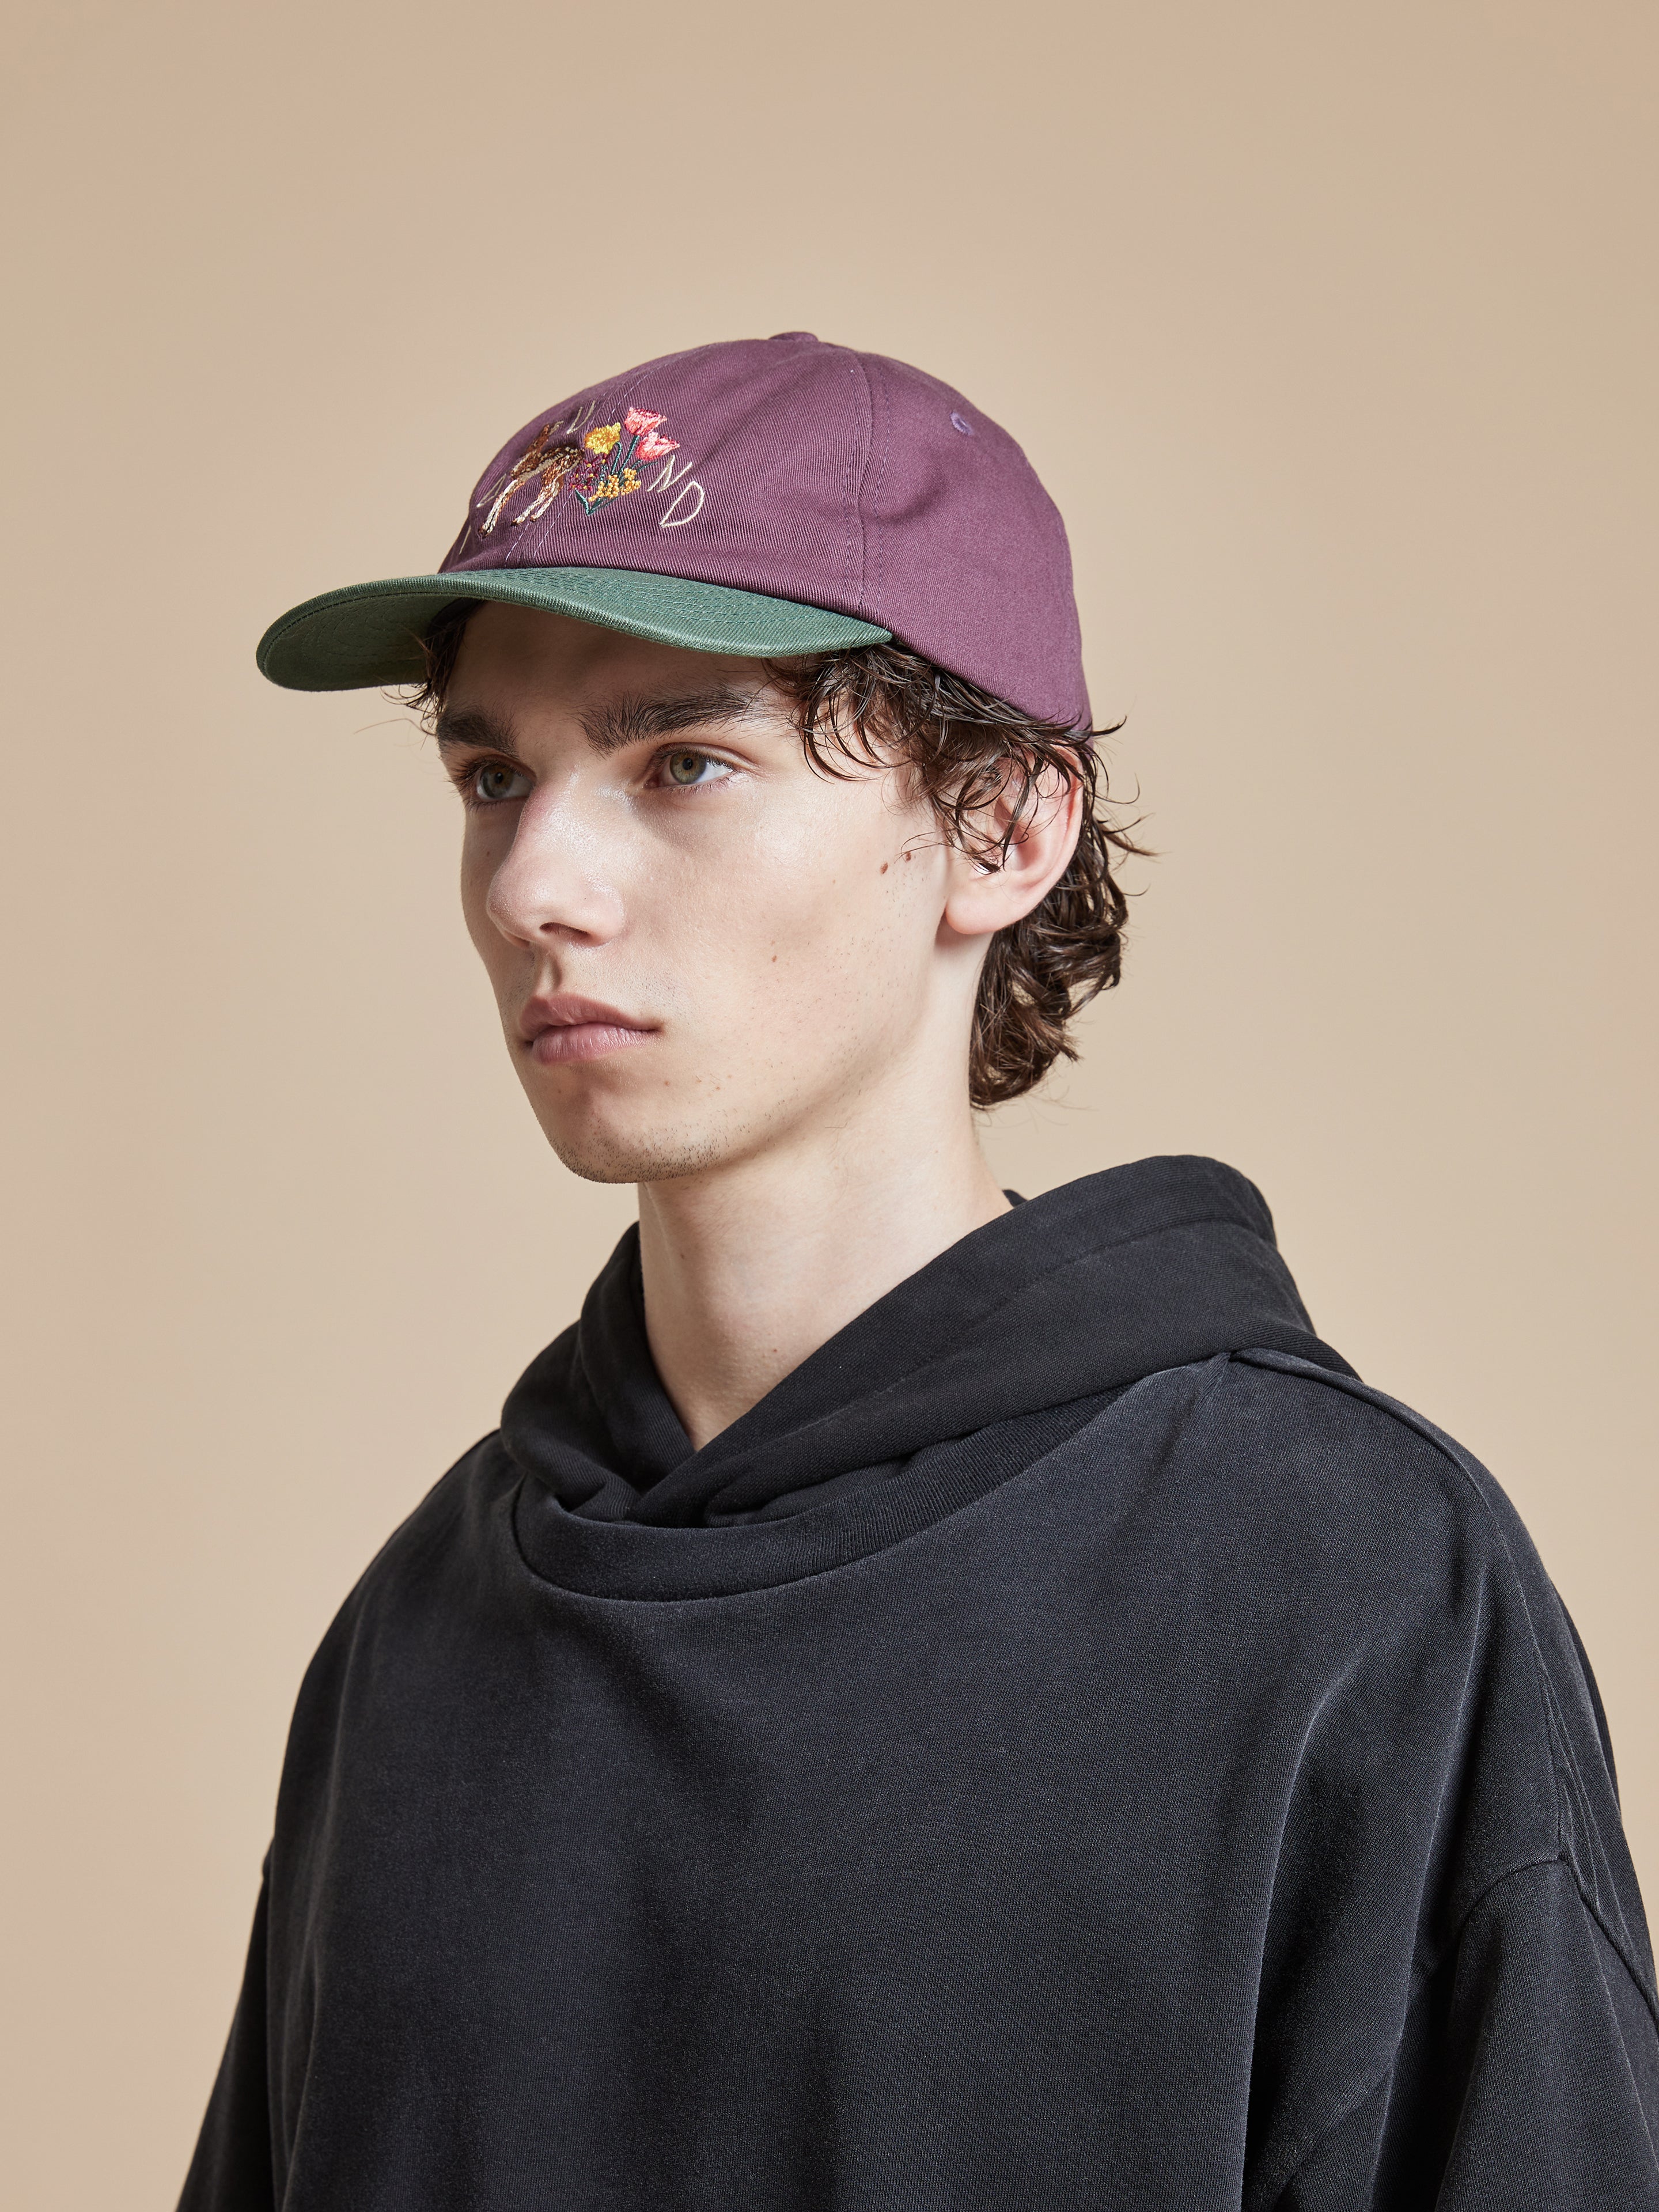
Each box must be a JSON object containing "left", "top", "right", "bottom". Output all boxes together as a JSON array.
[{"left": 408, "top": 603, "right": 1146, "bottom": 1108}]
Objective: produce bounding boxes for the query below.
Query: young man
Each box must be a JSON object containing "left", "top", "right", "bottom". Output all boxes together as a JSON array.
[{"left": 184, "top": 334, "right": 1657, "bottom": 2209}]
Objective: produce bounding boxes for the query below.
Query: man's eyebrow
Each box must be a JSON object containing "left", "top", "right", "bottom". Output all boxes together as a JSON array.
[
  {"left": 433, "top": 706, "right": 522, "bottom": 757},
  {"left": 432, "top": 687, "right": 765, "bottom": 760},
  {"left": 579, "top": 686, "right": 762, "bottom": 757}
]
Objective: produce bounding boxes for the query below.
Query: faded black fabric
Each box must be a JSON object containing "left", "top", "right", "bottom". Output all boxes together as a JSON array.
[{"left": 179, "top": 1156, "right": 1659, "bottom": 2211}]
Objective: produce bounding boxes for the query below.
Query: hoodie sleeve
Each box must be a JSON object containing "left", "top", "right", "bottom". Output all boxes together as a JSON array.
[
  {"left": 1228, "top": 1360, "right": 1659, "bottom": 2210},
  {"left": 1278, "top": 1855, "right": 1659, "bottom": 2207},
  {"left": 176, "top": 1866, "right": 276, "bottom": 2212}
]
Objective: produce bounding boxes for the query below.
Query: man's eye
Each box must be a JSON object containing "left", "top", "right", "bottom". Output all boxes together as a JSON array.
[
  {"left": 472, "top": 762, "right": 532, "bottom": 804},
  {"left": 662, "top": 749, "right": 727, "bottom": 787}
]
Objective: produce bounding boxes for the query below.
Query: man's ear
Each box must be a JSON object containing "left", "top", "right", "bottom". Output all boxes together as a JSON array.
[{"left": 940, "top": 767, "right": 1085, "bottom": 942}]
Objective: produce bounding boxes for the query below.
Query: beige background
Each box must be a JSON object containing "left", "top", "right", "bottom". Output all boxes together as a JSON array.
[{"left": 3, "top": 0, "right": 1655, "bottom": 2202}]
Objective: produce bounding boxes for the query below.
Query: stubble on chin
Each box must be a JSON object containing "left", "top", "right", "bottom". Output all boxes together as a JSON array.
[{"left": 532, "top": 1099, "right": 744, "bottom": 1188}]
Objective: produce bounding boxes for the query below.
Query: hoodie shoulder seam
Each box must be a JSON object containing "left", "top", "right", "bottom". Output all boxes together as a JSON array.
[
  {"left": 1235, "top": 1349, "right": 1659, "bottom": 2029},
  {"left": 1229, "top": 1350, "right": 1575, "bottom": 1884}
]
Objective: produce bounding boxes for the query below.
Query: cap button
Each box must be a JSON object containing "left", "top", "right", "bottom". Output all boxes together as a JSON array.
[{"left": 767, "top": 331, "right": 817, "bottom": 343}]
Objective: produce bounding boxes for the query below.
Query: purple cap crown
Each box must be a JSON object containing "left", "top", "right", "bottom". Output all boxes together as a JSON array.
[{"left": 257, "top": 333, "right": 1089, "bottom": 729}]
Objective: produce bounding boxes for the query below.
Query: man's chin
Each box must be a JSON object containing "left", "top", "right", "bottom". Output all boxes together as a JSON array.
[{"left": 532, "top": 1104, "right": 741, "bottom": 1188}]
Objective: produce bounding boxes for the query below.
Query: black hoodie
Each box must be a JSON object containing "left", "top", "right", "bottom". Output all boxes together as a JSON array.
[{"left": 180, "top": 1157, "right": 1659, "bottom": 2210}]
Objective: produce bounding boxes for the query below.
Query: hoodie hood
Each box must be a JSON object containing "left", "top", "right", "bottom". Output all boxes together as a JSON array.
[{"left": 501, "top": 1157, "right": 1353, "bottom": 1546}]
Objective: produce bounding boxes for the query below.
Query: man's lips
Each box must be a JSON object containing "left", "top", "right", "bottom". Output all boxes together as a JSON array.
[{"left": 518, "top": 994, "right": 658, "bottom": 1067}]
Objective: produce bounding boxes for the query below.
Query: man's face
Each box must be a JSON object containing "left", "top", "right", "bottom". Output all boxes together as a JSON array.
[{"left": 438, "top": 605, "right": 969, "bottom": 1185}]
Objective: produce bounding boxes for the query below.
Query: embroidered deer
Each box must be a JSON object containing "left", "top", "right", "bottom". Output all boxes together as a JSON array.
[{"left": 479, "top": 407, "right": 679, "bottom": 533}]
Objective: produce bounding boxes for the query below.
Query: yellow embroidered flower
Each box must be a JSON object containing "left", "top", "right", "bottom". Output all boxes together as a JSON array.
[{"left": 584, "top": 423, "right": 622, "bottom": 456}]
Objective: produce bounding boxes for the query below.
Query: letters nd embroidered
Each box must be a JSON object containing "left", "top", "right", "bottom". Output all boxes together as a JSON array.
[
  {"left": 645, "top": 448, "right": 704, "bottom": 528},
  {"left": 478, "top": 405, "right": 680, "bottom": 533}
]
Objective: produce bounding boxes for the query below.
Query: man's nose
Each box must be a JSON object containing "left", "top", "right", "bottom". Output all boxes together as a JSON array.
[{"left": 483, "top": 787, "right": 626, "bottom": 948}]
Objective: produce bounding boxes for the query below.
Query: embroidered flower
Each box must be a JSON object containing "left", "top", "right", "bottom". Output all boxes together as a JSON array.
[
  {"left": 623, "top": 407, "right": 667, "bottom": 435},
  {"left": 635, "top": 429, "right": 680, "bottom": 463},
  {"left": 584, "top": 423, "right": 623, "bottom": 456}
]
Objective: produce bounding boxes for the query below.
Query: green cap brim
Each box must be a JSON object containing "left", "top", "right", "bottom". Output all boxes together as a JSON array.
[{"left": 256, "top": 567, "right": 892, "bottom": 691}]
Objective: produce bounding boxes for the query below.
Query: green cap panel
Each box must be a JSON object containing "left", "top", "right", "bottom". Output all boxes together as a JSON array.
[{"left": 256, "top": 567, "right": 891, "bottom": 691}]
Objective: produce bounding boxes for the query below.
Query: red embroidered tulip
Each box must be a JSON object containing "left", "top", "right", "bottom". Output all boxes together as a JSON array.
[
  {"left": 623, "top": 407, "right": 667, "bottom": 435},
  {"left": 635, "top": 430, "right": 680, "bottom": 462}
]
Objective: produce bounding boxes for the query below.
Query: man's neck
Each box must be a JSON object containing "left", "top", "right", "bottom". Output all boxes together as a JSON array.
[{"left": 635, "top": 1105, "right": 1010, "bottom": 1452}]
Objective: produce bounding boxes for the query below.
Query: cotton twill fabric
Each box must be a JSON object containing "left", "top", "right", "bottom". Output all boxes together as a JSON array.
[{"left": 178, "top": 1157, "right": 1659, "bottom": 2210}]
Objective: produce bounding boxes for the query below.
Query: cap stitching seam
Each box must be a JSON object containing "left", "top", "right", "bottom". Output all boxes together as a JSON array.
[
  {"left": 866, "top": 363, "right": 893, "bottom": 617},
  {"left": 844, "top": 351, "right": 876, "bottom": 615},
  {"left": 838, "top": 356, "right": 859, "bottom": 604}
]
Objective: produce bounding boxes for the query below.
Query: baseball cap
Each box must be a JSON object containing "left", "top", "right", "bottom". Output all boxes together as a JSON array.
[{"left": 256, "top": 333, "right": 1089, "bottom": 729}]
